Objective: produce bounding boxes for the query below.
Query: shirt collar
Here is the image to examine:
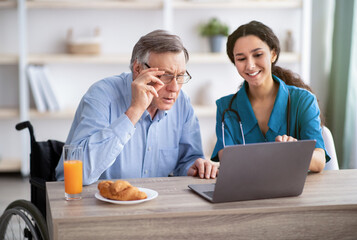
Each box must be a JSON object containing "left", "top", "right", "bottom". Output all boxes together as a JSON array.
[
  {"left": 142, "top": 109, "right": 168, "bottom": 122},
  {"left": 233, "top": 82, "right": 257, "bottom": 135},
  {"left": 232, "top": 75, "right": 290, "bottom": 135},
  {"left": 268, "top": 75, "right": 290, "bottom": 133},
  {"left": 154, "top": 110, "right": 168, "bottom": 121}
]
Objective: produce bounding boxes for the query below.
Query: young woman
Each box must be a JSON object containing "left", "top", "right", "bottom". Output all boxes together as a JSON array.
[{"left": 211, "top": 21, "right": 330, "bottom": 172}]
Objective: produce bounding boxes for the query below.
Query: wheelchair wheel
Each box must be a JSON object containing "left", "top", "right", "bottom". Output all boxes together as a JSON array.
[{"left": 0, "top": 199, "right": 49, "bottom": 240}]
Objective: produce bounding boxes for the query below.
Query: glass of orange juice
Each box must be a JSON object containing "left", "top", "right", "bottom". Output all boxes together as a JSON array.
[{"left": 63, "top": 145, "right": 83, "bottom": 200}]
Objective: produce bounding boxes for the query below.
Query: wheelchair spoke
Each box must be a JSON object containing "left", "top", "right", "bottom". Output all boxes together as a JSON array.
[
  {"left": 1, "top": 208, "right": 39, "bottom": 240},
  {"left": 5, "top": 214, "right": 25, "bottom": 240},
  {"left": 1, "top": 200, "right": 48, "bottom": 240},
  {"left": 16, "top": 214, "right": 23, "bottom": 240}
]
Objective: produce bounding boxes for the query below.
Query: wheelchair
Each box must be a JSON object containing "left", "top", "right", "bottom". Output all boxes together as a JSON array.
[{"left": 0, "top": 121, "right": 64, "bottom": 240}]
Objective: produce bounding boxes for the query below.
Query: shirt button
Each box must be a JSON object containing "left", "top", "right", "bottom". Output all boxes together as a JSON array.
[
  {"left": 148, "top": 147, "right": 151, "bottom": 151},
  {"left": 144, "top": 170, "right": 148, "bottom": 174}
]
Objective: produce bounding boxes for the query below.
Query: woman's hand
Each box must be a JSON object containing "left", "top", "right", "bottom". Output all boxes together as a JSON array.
[
  {"left": 276, "top": 135, "right": 325, "bottom": 173},
  {"left": 275, "top": 135, "right": 297, "bottom": 142}
]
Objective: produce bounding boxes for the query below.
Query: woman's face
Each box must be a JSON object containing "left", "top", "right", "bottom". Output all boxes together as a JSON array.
[{"left": 232, "top": 35, "right": 277, "bottom": 88}]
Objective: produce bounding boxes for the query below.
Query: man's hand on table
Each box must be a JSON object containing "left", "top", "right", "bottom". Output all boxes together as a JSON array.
[{"left": 187, "top": 158, "right": 219, "bottom": 179}]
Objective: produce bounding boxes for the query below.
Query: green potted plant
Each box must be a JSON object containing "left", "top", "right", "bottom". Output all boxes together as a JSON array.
[{"left": 199, "top": 17, "right": 229, "bottom": 53}]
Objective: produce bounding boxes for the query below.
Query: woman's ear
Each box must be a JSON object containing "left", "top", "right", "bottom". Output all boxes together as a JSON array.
[{"left": 271, "top": 50, "right": 277, "bottom": 63}]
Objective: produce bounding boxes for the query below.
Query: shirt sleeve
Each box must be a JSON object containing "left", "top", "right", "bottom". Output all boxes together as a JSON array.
[
  {"left": 173, "top": 101, "right": 205, "bottom": 176},
  {"left": 296, "top": 91, "right": 331, "bottom": 162},
  {"left": 56, "top": 94, "right": 136, "bottom": 185}
]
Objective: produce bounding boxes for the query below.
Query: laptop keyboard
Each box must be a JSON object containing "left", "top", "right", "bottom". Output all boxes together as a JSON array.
[{"left": 203, "top": 191, "right": 214, "bottom": 198}]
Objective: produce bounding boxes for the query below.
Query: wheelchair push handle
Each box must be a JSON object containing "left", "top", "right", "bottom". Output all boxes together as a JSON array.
[{"left": 16, "top": 121, "right": 36, "bottom": 143}]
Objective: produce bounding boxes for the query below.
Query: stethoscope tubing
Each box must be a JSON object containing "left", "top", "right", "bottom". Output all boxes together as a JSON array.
[{"left": 221, "top": 90, "right": 290, "bottom": 148}]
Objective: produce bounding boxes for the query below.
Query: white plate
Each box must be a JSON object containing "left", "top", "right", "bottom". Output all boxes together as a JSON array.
[{"left": 95, "top": 187, "right": 158, "bottom": 205}]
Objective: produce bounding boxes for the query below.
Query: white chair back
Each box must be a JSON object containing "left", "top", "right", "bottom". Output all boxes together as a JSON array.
[{"left": 322, "top": 126, "right": 339, "bottom": 170}]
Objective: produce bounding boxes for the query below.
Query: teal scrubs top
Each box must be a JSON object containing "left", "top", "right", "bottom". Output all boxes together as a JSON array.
[{"left": 211, "top": 75, "right": 331, "bottom": 162}]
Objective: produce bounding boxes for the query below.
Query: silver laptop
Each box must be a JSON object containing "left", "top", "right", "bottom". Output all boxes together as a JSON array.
[{"left": 188, "top": 140, "right": 316, "bottom": 203}]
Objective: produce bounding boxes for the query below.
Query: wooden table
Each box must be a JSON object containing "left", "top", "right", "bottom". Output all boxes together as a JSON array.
[{"left": 46, "top": 169, "right": 357, "bottom": 240}]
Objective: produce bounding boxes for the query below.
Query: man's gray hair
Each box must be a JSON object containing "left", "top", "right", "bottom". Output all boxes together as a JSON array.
[{"left": 129, "top": 30, "right": 189, "bottom": 72}]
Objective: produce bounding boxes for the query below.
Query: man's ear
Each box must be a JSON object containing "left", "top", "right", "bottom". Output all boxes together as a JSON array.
[
  {"left": 133, "top": 60, "right": 141, "bottom": 74},
  {"left": 132, "top": 60, "right": 142, "bottom": 79}
]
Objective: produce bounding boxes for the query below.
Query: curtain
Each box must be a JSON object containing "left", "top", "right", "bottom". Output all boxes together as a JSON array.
[
  {"left": 310, "top": 0, "right": 334, "bottom": 114},
  {"left": 342, "top": 1, "right": 357, "bottom": 168},
  {"left": 326, "top": 0, "right": 357, "bottom": 168}
]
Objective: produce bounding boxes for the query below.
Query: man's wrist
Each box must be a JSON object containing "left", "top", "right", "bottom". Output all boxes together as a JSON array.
[{"left": 125, "top": 106, "right": 145, "bottom": 125}]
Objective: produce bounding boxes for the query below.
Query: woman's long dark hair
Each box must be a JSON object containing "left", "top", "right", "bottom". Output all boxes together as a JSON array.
[{"left": 226, "top": 20, "right": 324, "bottom": 125}]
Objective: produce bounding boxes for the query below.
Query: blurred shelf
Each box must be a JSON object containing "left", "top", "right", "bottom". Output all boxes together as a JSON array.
[
  {"left": 1, "top": 0, "right": 302, "bottom": 9},
  {"left": 0, "top": 54, "right": 18, "bottom": 65},
  {"left": 29, "top": 108, "right": 75, "bottom": 119},
  {"left": 22, "top": 107, "right": 213, "bottom": 119},
  {"left": 0, "top": 108, "right": 19, "bottom": 119},
  {"left": 0, "top": 1, "right": 16, "bottom": 8},
  {"left": 0, "top": 158, "right": 21, "bottom": 172},
  {"left": 0, "top": 108, "right": 76, "bottom": 120},
  {"left": 28, "top": 52, "right": 299, "bottom": 64},
  {"left": 28, "top": 53, "right": 131, "bottom": 64},
  {"left": 173, "top": 0, "right": 302, "bottom": 9},
  {"left": 189, "top": 53, "right": 230, "bottom": 64},
  {"left": 189, "top": 52, "right": 300, "bottom": 64},
  {"left": 193, "top": 105, "right": 215, "bottom": 117},
  {"left": 26, "top": 0, "right": 163, "bottom": 9},
  {"left": 30, "top": 106, "right": 216, "bottom": 119},
  {"left": 279, "top": 52, "right": 301, "bottom": 63}
]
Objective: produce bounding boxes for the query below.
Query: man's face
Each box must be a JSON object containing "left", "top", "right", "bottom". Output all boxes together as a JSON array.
[{"left": 146, "top": 51, "right": 186, "bottom": 111}]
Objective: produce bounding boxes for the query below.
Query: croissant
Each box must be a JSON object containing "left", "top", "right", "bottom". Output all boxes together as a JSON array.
[{"left": 97, "top": 180, "right": 147, "bottom": 201}]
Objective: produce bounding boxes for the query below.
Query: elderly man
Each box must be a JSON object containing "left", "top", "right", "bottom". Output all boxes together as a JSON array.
[{"left": 56, "top": 30, "right": 218, "bottom": 185}]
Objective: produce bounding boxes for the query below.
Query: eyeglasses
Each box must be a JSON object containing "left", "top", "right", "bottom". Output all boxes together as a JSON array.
[{"left": 144, "top": 63, "right": 192, "bottom": 84}]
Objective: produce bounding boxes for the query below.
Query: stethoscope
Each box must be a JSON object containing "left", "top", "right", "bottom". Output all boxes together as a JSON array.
[{"left": 221, "top": 90, "right": 291, "bottom": 147}]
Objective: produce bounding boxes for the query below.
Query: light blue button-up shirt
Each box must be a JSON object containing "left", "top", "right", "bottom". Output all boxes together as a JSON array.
[
  {"left": 55, "top": 72, "right": 204, "bottom": 185},
  {"left": 211, "top": 75, "right": 330, "bottom": 162}
]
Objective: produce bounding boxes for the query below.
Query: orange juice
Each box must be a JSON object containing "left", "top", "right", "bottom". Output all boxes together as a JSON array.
[{"left": 64, "top": 160, "right": 83, "bottom": 194}]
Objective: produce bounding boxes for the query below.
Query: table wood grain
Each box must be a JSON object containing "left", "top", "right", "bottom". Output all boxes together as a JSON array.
[{"left": 46, "top": 169, "right": 357, "bottom": 240}]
